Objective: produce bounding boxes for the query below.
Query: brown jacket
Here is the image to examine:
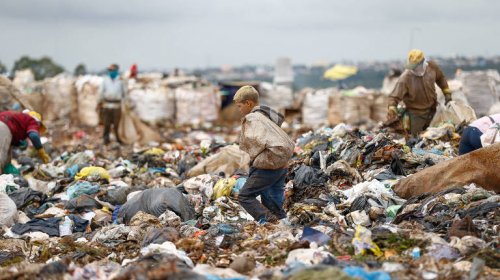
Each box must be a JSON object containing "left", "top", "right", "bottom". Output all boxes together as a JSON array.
[
  {"left": 389, "top": 61, "right": 449, "bottom": 114},
  {"left": 239, "top": 107, "right": 294, "bottom": 170}
]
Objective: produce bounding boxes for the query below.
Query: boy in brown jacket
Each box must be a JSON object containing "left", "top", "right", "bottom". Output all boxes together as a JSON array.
[{"left": 234, "top": 85, "right": 294, "bottom": 224}]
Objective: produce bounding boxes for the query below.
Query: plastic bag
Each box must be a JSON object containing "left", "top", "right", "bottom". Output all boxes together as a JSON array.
[
  {"left": 430, "top": 101, "right": 477, "bottom": 127},
  {"left": 293, "top": 165, "right": 329, "bottom": 190},
  {"left": 118, "top": 103, "right": 141, "bottom": 144},
  {"left": 66, "top": 151, "right": 94, "bottom": 167},
  {"left": 67, "top": 181, "right": 100, "bottom": 199},
  {"left": 3, "top": 163, "right": 20, "bottom": 175},
  {"left": 75, "top": 166, "right": 110, "bottom": 182},
  {"left": 480, "top": 122, "right": 500, "bottom": 147},
  {"left": 212, "top": 178, "right": 236, "bottom": 200},
  {"left": 351, "top": 225, "right": 383, "bottom": 257},
  {"left": 184, "top": 174, "right": 215, "bottom": 201},
  {"left": 187, "top": 145, "right": 250, "bottom": 178},
  {"left": 285, "top": 248, "right": 335, "bottom": 266},
  {"left": 144, "top": 148, "right": 165, "bottom": 156},
  {"left": 385, "top": 205, "right": 402, "bottom": 218},
  {"left": 343, "top": 266, "right": 391, "bottom": 280},
  {"left": 99, "top": 187, "right": 129, "bottom": 205},
  {"left": 118, "top": 103, "right": 162, "bottom": 145},
  {"left": 231, "top": 177, "right": 247, "bottom": 196},
  {"left": 140, "top": 241, "right": 194, "bottom": 267},
  {"left": 0, "top": 174, "right": 20, "bottom": 193},
  {"left": 300, "top": 227, "right": 331, "bottom": 246}
]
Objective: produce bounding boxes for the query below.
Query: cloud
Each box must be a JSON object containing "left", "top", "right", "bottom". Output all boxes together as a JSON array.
[
  {"left": 0, "top": 0, "right": 179, "bottom": 23},
  {"left": 0, "top": 0, "right": 499, "bottom": 70}
]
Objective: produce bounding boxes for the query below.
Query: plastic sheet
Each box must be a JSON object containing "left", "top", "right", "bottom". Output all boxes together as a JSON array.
[{"left": 117, "top": 188, "right": 195, "bottom": 223}]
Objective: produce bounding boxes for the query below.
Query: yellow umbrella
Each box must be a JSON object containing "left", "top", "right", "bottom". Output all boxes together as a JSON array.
[{"left": 323, "top": 64, "right": 358, "bottom": 81}]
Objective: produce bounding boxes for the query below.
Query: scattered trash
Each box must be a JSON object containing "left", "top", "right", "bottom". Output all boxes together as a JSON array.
[{"left": 0, "top": 86, "right": 499, "bottom": 279}]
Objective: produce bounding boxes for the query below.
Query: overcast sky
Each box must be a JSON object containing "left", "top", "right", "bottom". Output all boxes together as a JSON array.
[{"left": 1, "top": 0, "right": 499, "bottom": 71}]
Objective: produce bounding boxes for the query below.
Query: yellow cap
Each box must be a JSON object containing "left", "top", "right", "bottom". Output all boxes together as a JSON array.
[
  {"left": 25, "top": 110, "right": 47, "bottom": 134},
  {"left": 233, "top": 85, "right": 259, "bottom": 103},
  {"left": 407, "top": 49, "right": 425, "bottom": 69}
]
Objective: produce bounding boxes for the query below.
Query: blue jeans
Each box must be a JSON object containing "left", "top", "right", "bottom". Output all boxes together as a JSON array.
[
  {"left": 459, "top": 126, "right": 483, "bottom": 155},
  {"left": 238, "top": 167, "right": 287, "bottom": 221}
]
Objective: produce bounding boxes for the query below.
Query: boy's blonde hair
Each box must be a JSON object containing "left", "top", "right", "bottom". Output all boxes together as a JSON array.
[{"left": 233, "top": 85, "right": 259, "bottom": 103}]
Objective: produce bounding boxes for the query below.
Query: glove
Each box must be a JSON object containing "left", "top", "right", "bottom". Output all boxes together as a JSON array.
[
  {"left": 444, "top": 93, "right": 452, "bottom": 105},
  {"left": 37, "top": 148, "right": 51, "bottom": 164},
  {"left": 387, "top": 106, "right": 398, "bottom": 121}
]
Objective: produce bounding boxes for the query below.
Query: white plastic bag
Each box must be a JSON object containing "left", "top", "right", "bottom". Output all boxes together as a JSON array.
[
  {"left": 0, "top": 174, "right": 20, "bottom": 193},
  {"left": 430, "top": 101, "right": 477, "bottom": 127},
  {"left": 480, "top": 122, "right": 500, "bottom": 147}
]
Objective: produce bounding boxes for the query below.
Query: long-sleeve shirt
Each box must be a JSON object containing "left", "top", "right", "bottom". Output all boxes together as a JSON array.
[
  {"left": 389, "top": 61, "right": 449, "bottom": 114},
  {"left": 99, "top": 77, "right": 127, "bottom": 109},
  {"left": 0, "top": 111, "right": 43, "bottom": 149}
]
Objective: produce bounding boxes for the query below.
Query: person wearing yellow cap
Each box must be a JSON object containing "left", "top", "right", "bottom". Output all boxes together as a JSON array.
[
  {"left": 388, "top": 49, "right": 452, "bottom": 135},
  {"left": 0, "top": 110, "right": 50, "bottom": 173}
]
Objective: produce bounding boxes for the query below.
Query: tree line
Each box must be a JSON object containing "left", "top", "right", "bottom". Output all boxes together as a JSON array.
[{"left": 0, "top": 56, "right": 87, "bottom": 80}]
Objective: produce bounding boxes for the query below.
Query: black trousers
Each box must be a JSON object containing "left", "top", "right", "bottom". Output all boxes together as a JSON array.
[{"left": 102, "top": 107, "right": 121, "bottom": 143}]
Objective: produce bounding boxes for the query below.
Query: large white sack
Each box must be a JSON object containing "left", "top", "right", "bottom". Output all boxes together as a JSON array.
[
  {"left": 458, "top": 70, "right": 500, "bottom": 116},
  {"left": 128, "top": 87, "right": 175, "bottom": 124},
  {"left": 488, "top": 102, "right": 500, "bottom": 115},
  {"left": 76, "top": 75, "right": 102, "bottom": 127},
  {"left": 302, "top": 89, "right": 330, "bottom": 127},
  {"left": 259, "top": 82, "right": 293, "bottom": 110},
  {"left": 43, "top": 73, "right": 76, "bottom": 121},
  {"left": 175, "top": 87, "right": 220, "bottom": 125},
  {"left": 0, "top": 192, "right": 18, "bottom": 227}
]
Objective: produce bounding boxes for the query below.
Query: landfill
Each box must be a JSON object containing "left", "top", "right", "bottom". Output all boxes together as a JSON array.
[{"left": 0, "top": 70, "right": 499, "bottom": 280}]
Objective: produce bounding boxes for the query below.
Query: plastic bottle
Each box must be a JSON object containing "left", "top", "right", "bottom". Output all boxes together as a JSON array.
[{"left": 59, "top": 216, "right": 73, "bottom": 237}]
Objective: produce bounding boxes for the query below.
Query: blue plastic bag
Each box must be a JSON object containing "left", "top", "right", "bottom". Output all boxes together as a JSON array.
[
  {"left": 343, "top": 266, "right": 391, "bottom": 280},
  {"left": 65, "top": 164, "right": 80, "bottom": 178},
  {"left": 67, "top": 181, "right": 100, "bottom": 199},
  {"left": 217, "top": 224, "right": 237, "bottom": 234},
  {"left": 231, "top": 177, "right": 247, "bottom": 196}
]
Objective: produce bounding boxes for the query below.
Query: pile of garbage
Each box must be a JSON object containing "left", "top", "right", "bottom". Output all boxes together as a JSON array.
[{"left": 0, "top": 123, "right": 499, "bottom": 280}]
